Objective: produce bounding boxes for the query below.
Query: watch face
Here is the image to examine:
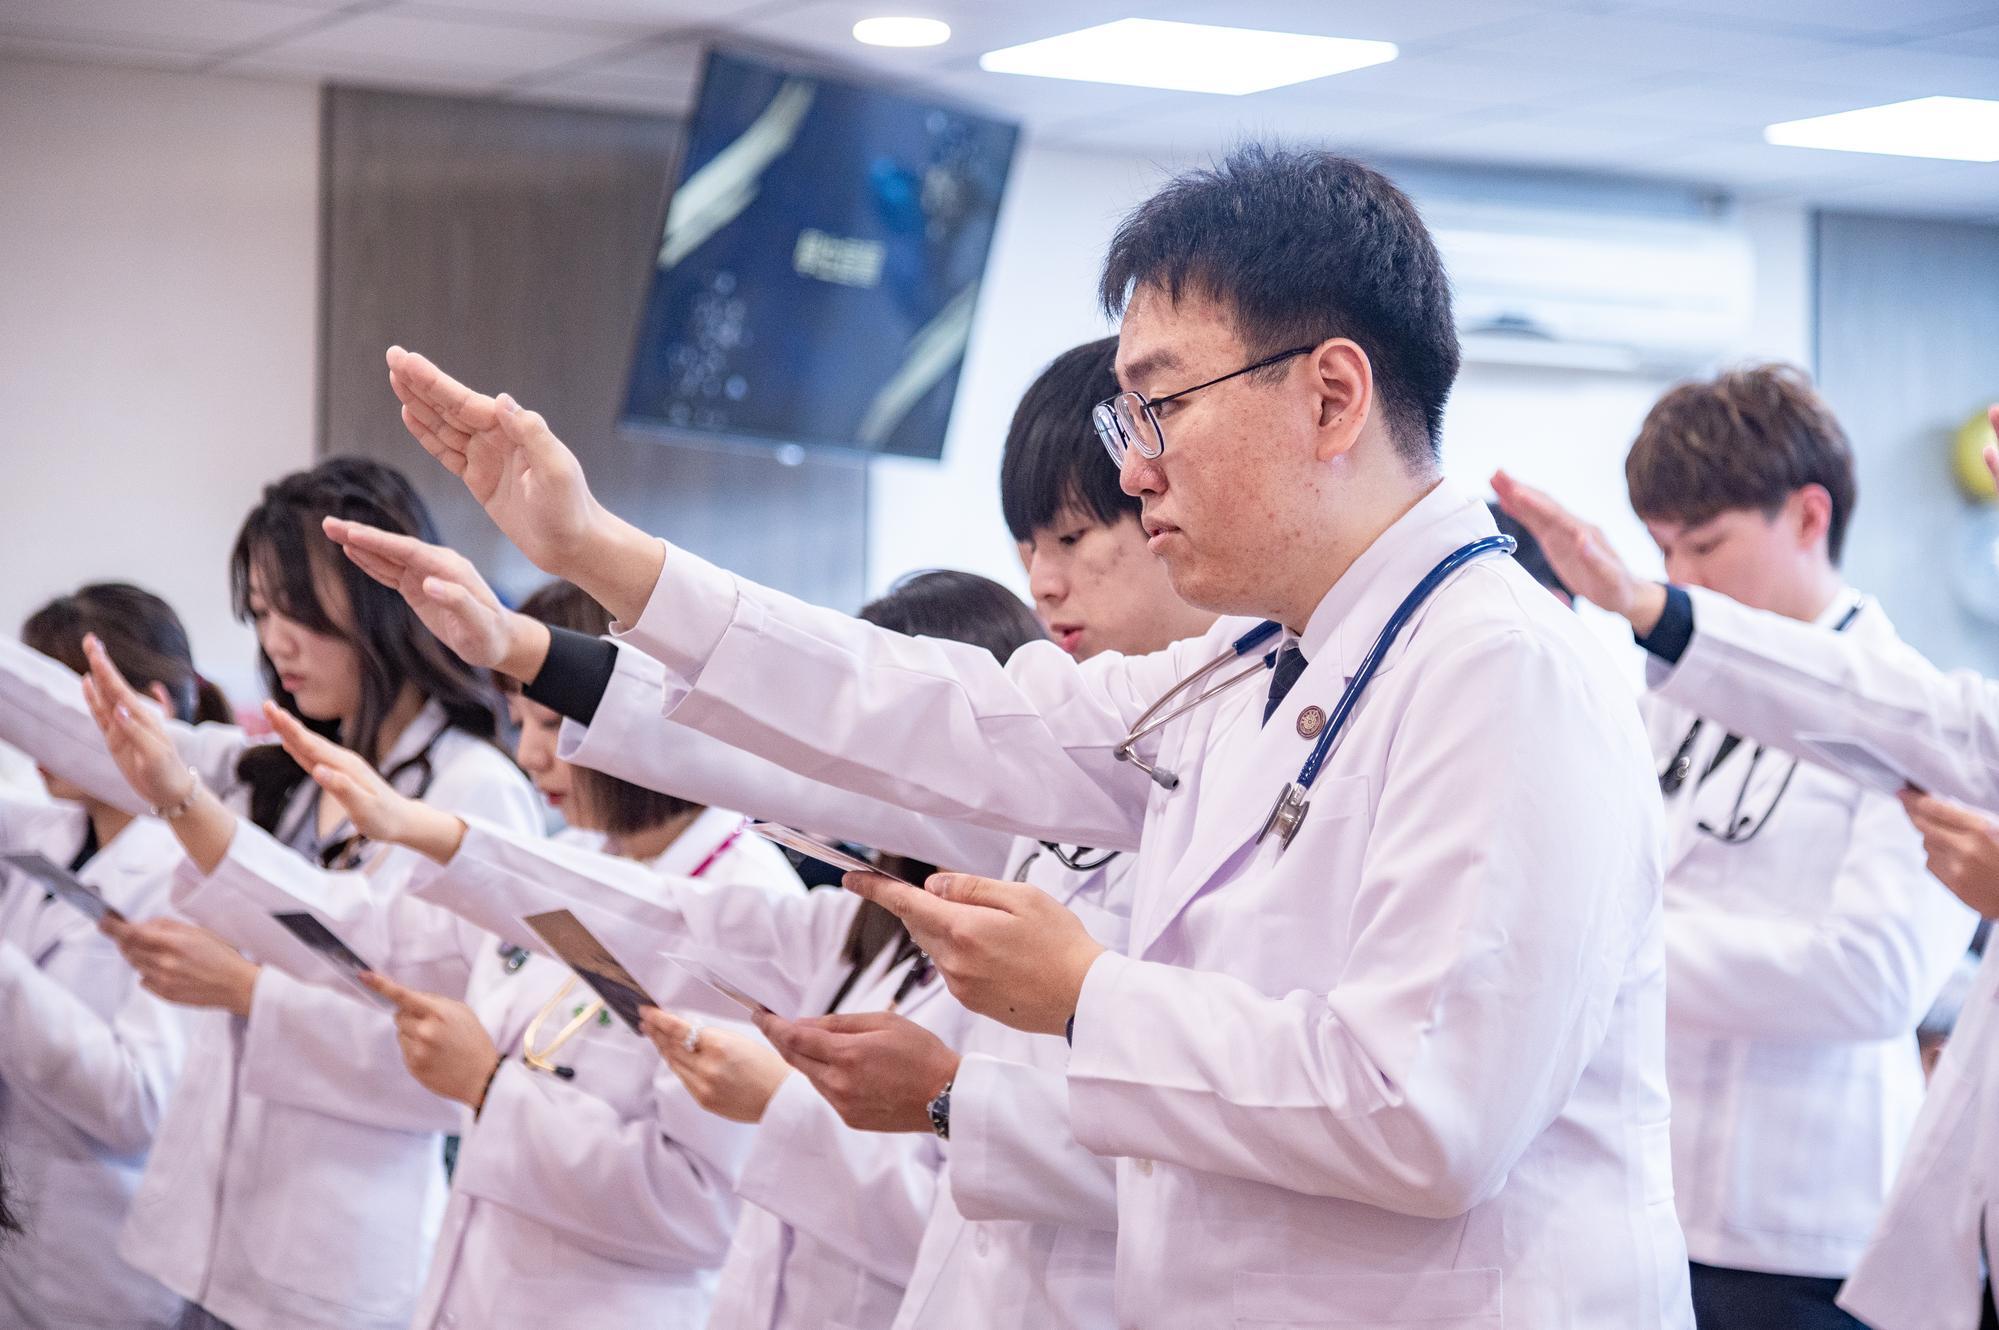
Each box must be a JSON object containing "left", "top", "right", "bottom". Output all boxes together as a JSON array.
[{"left": 928, "top": 1084, "right": 951, "bottom": 1139}]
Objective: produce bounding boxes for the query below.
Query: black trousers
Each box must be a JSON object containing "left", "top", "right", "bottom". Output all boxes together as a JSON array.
[{"left": 1688, "top": 1262, "right": 1863, "bottom": 1330}]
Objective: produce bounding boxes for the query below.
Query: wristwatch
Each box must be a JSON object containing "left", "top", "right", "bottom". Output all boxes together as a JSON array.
[{"left": 926, "top": 1078, "right": 953, "bottom": 1140}]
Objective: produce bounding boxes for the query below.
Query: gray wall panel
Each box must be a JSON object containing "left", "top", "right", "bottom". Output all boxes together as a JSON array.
[
  {"left": 1816, "top": 211, "right": 1999, "bottom": 672},
  {"left": 320, "top": 85, "right": 868, "bottom": 611}
]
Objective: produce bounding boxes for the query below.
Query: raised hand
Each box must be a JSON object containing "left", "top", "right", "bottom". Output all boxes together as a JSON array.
[
  {"left": 386, "top": 348, "right": 600, "bottom": 570},
  {"left": 1490, "top": 470, "right": 1664, "bottom": 632},
  {"left": 840, "top": 870, "right": 1104, "bottom": 1036},
  {"left": 361, "top": 971, "right": 503, "bottom": 1109},
  {"left": 263, "top": 702, "right": 467, "bottom": 862},
  {"left": 385, "top": 348, "right": 666, "bottom": 624},
  {"left": 78, "top": 634, "right": 196, "bottom": 814},
  {"left": 640, "top": 1008, "right": 791, "bottom": 1124},
  {"left": 322, "top": 517, "right": 548, "bottom": 677},
  {"left": 752, "top": 1008, "right": 959, "bottom": 1133}
]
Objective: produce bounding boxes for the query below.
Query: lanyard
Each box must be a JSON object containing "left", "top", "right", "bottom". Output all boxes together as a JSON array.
[{"left": 1258, "top": 535, "right": 1516, "bottom": 852}]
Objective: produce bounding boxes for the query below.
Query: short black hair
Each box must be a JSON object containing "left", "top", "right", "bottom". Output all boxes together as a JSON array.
[
  {"left": 859, "top": 570, "right": 1047, "bottom": 664},
  {"left": 1000, "top": 337, "right": 1137, "bottom": 542},
  {"left": 1098, "top": 145, "right": 1459, "bottom": 462}
]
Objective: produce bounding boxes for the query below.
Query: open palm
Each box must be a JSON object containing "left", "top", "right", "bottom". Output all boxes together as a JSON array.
[{"left": 386, "top": 346, "right": 600, "bottom": 573}]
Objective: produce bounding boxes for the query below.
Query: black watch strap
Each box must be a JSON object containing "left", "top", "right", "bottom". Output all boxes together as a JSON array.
[{"left": 927, "top": 1078, "right": 953, "bottom": 1140}]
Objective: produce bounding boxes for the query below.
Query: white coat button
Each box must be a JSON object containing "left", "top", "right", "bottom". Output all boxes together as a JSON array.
[
  {"left": 974, "top": 1226, "right": 991, "bottom": 1257},
  {"left": 1135, "top": 1158, "right": 1154, "bottom": 1176}
]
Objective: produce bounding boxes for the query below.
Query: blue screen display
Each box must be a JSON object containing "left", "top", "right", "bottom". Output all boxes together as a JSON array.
[{"left": 620, "top": 48, "right": 1020, "bottom": 461}]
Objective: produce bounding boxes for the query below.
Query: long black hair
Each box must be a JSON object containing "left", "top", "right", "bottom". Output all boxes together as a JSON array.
[
  {"left": 838, "top": 570, "right": 1048, "bottom": 979},
  {"left": 23, "top": 582, "right": 233, "bottom": 726},
  {"left": 230, "top": 457, "right": 504, "bottom": 831}
]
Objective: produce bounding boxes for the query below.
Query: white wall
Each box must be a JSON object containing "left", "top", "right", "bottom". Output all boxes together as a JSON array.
[{"left": 0, "top": 59, "right": 319, "bottom": 702}]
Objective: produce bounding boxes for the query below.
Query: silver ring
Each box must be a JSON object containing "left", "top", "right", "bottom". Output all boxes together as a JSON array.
[{"left": 682, "top": 1023, "right": 702, "bottom": 1054}]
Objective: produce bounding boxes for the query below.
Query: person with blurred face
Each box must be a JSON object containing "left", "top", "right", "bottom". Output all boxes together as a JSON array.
[
  {"left": 1610, "top": 365, "right": 1977, "bottom": 1329},
  {"left": 0, "top": 583, "right": 228, "bottom": 1329},
  {"left": 6, "top": 458, "right": 543, "bottom": 1330},
  {"left": 1493, "top": 402, "right": 1999, "bottom": 1330},
  {"left": 370, "top": 146, "right": 1689, "bottom": 1328}
]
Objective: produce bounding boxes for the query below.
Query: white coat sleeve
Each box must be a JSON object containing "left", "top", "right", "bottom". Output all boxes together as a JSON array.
[
  {"left": 559, "top": 643, "right": 1017, "bottom": 877},
  {"left": 613, "top": 542, "right": 1200, "bottom": 852},
  {"left": 1656, "top": 586, "right": 1999, "bottom": 811},
  {"left": 0, "top": 636, "right": 251, "bottom": 815},
  {"left": 730, "top": 1071, "right": 942, "bottom": 1286},
  {"left": 235, "top": 963, "right": 462, "bottom": 1134},
  {"left": 948, "top": 1052, "right": 1119, "bottom": 1230},
  {"left": 1663, "top": 787, "right": 1977, "bottom": 1041},
  {"left": 169, "top": 742, "right": 545, "bottom": 998},
  {"left": 1066, "top": 628, "right": 1658, "bottom": 1219},
  {"left": 449, "top": 1057, "right": 749, "bottom": 1269},
  {"left": 0, "top": 935, "right": 188, "bottom": 1154},
  {"left": 407, "top": 818, "right": 863, "bottom": 1021}
]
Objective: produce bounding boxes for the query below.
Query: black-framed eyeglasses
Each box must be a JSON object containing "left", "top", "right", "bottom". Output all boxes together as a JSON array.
[{"left": 1092, "top": 345, "right": 1315, "bottom": 468}]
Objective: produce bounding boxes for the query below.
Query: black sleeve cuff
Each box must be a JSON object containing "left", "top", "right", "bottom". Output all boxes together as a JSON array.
[
  {"left": 1633, "top": 584, "right": 1694, "bottom": 664},
  {"left": 522, "top": 626, "right": 620, "bottom": 726}
]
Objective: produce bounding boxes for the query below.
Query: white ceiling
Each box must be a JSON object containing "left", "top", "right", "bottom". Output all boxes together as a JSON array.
[{"left": 5, "top": 0, "right": 1997, "bottom": 220}]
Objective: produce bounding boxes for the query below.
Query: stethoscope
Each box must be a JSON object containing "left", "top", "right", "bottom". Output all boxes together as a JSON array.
[{"left": 1114, "top": 535, "right": 1517, "bottom": 854}]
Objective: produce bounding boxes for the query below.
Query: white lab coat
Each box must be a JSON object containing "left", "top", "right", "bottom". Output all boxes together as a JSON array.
[
  {"left": 0, "top": 641, "right": 503, "bottom": 1328},
  {"left": 614, "top": 480, "right": 1692, "bottom": 1329},
  {"left": 560, "top": 649, "right": 1121, "bottom": 1329},
  {"left": 1648, "top": 585, "right": 1999, "bottom": 1329},
  {"left": 398, "top": 807, "right": 966, "bottom": 1330},
  {"left": 0, "top": 799, "right": 186, "bottom": 1329},
  {"left": 1646, "top": 592, "right": 1977, "bottom": 1278},
  {"left": 393, "top": 814, "right": 785, "bottom": 1330}
]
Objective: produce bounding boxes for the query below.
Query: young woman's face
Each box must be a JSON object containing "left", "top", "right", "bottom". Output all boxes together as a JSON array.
[
  {"left": 247, "top": 559, "right": 365, "bottom": 725},
  {"left": 507, "top": 694, "right": 581, "bottom": 821}
]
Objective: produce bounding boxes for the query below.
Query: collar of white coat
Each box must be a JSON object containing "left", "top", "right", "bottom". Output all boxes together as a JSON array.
[
  {"left": 1292, "top": 478, "right": 1497, "bottom": 682},
  {"left": 379, "top": 698, "right": 452, "bottom": 774},
  {"left": 1812, "top": 585, "right": 1866, "bottom": 631},
  {"left": 645, "top": 805, "right": 751, "bottom": 879}
]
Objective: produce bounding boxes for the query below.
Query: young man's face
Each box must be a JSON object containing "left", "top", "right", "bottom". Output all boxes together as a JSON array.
[
  {"left": 1111, "top": 286, "right": 1326, "bottom": 616},
  {"left": 1644, "top": 490, "right": 1828, "bottom": 618},
  {"left": 1017, "top": 505, "right": 1196, "bottom": 660}
]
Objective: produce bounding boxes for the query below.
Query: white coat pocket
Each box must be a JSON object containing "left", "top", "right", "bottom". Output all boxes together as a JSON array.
[{"left": 1232, "top": 1265, "right": 1501, "bottom": 1328}]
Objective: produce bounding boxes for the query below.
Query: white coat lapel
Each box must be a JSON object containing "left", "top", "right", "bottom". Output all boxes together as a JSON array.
[{"left": 1126, "top": 481, "right": 1501, "bottom": 960}]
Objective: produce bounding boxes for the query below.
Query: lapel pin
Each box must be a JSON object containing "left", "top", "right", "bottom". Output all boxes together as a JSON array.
[{"left": 1296, "top": 705, "right": 1327, "bottom": 739}]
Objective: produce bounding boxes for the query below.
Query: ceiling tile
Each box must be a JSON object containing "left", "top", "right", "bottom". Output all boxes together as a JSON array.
[
  {"left": 0, "top": 32, "right": 208, "bottom": 72},
  {"left": 0, "top": 0, "right": 324, "bottom": 57},
  {"left": 1780, "top": 44, "right": 1999, "bottom": 99},
  {"left": 241, "top": 8, "right": 640, "bottom": 78},
  {"left": 1567, "top": 75, "right": 1889, "bottom": 130},
  {"left": 404, "top": 0, "right": 786, "bottom": 36},
  {"left": 1620, "top": 0, "right": 1999, "bottom": 39}
]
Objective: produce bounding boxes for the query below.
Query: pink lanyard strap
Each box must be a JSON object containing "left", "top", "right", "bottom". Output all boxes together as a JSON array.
[{"left": 685, "top": 818, "right": 749, "bottom": 880}]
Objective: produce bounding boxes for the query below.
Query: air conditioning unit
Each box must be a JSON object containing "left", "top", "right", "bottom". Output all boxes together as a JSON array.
[{"left": 1426, "top": 200, "right": 1754, "bottom": 375}]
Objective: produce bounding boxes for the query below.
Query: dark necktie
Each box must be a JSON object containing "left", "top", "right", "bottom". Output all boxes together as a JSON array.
[{"left": 1263, "top": 644, "right": 1308, "bottom": 725}]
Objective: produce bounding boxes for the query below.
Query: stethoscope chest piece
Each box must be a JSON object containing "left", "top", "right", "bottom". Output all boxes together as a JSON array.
[{"left": 1259, "top": 781, "right": 1311, "bottom": 850}]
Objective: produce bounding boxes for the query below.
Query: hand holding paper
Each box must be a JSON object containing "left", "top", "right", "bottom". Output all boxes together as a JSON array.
[{"left": 361, "top": 971, "right": 504, "bottom": 1109}]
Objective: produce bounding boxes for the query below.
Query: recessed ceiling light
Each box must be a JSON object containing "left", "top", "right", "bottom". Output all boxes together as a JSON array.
[
  {"left": 1765, "top": 96, "right": 1999, "bottom": 162},
  {"left": 979, "top": 18, "right": 1396, "bottom": 96},
  {"left": 853, "top": 16, "right": 951, "bottom": 49}
]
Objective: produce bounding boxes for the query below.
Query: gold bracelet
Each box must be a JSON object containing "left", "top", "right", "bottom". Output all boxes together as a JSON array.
[{"left": 151, "top": 766, "right": 203, "bottom": 820}]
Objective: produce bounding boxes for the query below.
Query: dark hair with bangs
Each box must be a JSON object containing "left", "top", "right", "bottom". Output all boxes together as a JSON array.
[
  {"left": 514, "top": 580, "right": 701, "bottom": 838},
  {"left": 229, "top": 457, "right": 504, "bottom": 831},
  {"left": 1626, "top": 363, "right": 1858, "bottom": 564},
  {"left": 837, "top": 570, "right": 1048, "bottom": 981},
  {"left": 1000, "top": 337, "right": 1137, "bottom": 542},
  {"left": 1098, "top": 145, "right": 1459, "bottom": 463},
  {"left": 23, "top": 583, "right": 233, "bottom": 726}
]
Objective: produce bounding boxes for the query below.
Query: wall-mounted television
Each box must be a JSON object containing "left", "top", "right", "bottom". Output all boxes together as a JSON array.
[{"left": 619, "top": 47, "right": 1020, "bottom": 461}]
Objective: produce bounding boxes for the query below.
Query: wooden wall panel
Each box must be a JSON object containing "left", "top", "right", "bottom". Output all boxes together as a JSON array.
[{"left": 320, "top": 85, "right": 869, "bottom": 611}]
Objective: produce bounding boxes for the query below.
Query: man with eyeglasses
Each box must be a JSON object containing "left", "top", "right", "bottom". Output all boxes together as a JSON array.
[
  {"left": 374, "top": 146, "right": 1692, "bottom": 1327},
  {"left": 1548, "top": 364, "right": 1976, "bottom": 1329}
]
